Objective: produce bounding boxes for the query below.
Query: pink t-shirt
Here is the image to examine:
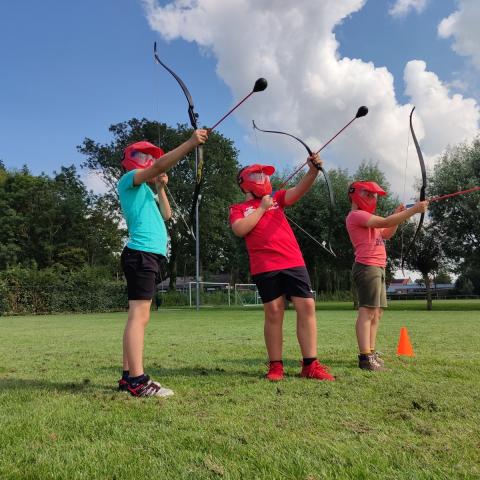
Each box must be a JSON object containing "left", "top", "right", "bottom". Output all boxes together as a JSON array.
[
  {"left": 229, "top": 190, "right": 305, "bottom": 275},
  {"left": 345, "top": 210, "right": 386, "bottom": 267}
]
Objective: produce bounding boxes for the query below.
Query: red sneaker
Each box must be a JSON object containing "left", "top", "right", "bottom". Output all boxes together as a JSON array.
[
  {"left": 266, "top": 361, "right": 284, "bottom": 381},
  {"left": 300, "top": 360, "right": 335, "bottom": 381}
]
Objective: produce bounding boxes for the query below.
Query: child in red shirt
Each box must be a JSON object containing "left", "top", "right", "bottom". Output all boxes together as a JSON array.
[
  {"left": 229, "top": 154, "right": 335, "bottom": 381},
  {"left": 345, "top": 181, "right": 428, "bottom": 370}
]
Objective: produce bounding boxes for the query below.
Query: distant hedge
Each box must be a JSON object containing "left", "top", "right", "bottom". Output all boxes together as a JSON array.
[
  {"left": 0, "top": 266, "right": 358, "bottom": 315},
  {"left": 0, "top": 266, "right": 127, "bottom": 315}
]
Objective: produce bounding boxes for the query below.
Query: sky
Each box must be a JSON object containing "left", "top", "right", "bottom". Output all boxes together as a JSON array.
[{"left": 1, "top": 0, "right": 479, "bottom": 202}]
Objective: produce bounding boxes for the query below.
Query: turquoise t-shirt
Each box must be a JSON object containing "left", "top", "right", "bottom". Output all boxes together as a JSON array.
[{"left": 117, "top": 170, "right": 168, "bottom": 255}]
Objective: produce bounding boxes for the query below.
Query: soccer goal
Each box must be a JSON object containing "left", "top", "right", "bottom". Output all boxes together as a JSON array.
[
  {"left": 234, "top": 283, "right": 261, "bottom": 306},
  {"left": 188, "top": 282, "right": 231, "bottom": 307}
]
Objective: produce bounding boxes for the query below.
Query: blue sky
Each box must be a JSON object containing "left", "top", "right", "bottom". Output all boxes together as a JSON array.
[
  {"left": 337, "top": 0, "right": 465, "bottom": 101},
  {"left": 0, "top": 1, "right": 234, "bottom": 179},
  {"left": 1, "top": 1, "right": 478, "bottom": 197}
]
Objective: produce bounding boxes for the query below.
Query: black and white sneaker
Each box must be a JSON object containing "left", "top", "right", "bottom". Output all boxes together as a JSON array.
[
  {"left": 127, "top": 375, "right": 174, "bottom": 398},
  {"left": 118, "top": 377, "right": 129, "bottom": 392}
]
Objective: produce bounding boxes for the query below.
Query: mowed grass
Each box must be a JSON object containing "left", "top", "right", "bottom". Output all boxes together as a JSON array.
[{"left": 1, "top": 302, "right": 479, "bottom": 480}]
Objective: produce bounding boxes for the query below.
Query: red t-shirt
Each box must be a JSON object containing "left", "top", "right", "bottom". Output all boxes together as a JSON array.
[
  {"left": 345, "top": 210, "right": 386, "bottom": 267},
  {"left": 229, "top": 190, "right": 305, "bottom": 275}
]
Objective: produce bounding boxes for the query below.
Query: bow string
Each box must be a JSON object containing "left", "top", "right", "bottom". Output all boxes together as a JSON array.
[{"left": 252, "top": 121, "right": 336, "bottom": 257}]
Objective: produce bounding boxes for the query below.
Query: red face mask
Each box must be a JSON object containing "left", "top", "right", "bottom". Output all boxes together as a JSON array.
[
  {"left": 349, "top": 181, "right": 387, "bottom": 213},
  {"left": 122, "top": 141, "right": 164, "bottom": 171},
  {"left": 237, "top": 164, "right": 275, "bottom": 198}
]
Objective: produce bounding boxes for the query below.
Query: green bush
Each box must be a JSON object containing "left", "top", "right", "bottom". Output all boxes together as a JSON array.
[
  {"left": 156, "top": 290, "right": 189, "bottom": 307},
  {"left": 0, "top": 266, "right": 355, "bottom": 316},
  {"left": 317, "top": 290, "right": 353, "bottom": 302},
  {"left": 0, "top": 266, "right": 127, "bottom": 315}
]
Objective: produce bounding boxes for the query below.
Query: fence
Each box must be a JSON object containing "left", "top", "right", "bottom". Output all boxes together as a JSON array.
[
  {"left": 387, "top": 293, "right": 479, "bottom": 301},
  {"left": 188, "top": 282, "right": 231, "bottom": 307},
  {"left": 2, "top": 282, "right": 478, "bottom": 315}
]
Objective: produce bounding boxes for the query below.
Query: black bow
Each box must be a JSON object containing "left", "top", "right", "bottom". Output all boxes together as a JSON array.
[
  {"left": 252, "top": 121, "right": 336, "bottom": 256},
  {"left": 153, "top": 42, "right": 203, "bottom": 235},
  {"left": 401, "top": 107, "right": 426, "bottom": 273}
]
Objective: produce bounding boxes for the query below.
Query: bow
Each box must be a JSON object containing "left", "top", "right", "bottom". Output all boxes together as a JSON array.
[
  {"left": 276, "top": 106, "right": 368, "bottom": 189},
  {"left": 154, "top": 43, "right": 268, "bottom": 234},
  {"left": 153, "top": 42, "right": 203, "bottom": 233},
  {"left": 252, "top": 121, "right": 336, "bottom": 256},
  {"left": 401, "top": 106, "right": 427, "bottom": 273}
]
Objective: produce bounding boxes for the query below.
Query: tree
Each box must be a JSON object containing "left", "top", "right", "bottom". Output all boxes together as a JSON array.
[
  {"left": 427, "top": 138, "right": 480, "bottom": 276},
  {"left": 433, "top": 270, "right": 453, "bottom": 285},
  {"left": 402, "top": 225, "right": 446, "bottom": 310},
  {"left": 455, "top": 275, "right": 475, "bottom": 295},
  {"left": 0, "top": 166, "right": 121, "bottom": 272},
  {"left": 79, "top": 118, "right": 241, "bottom": 288},
  {"left": 276, "top": 160, "right": 402, "bottom": 296}
]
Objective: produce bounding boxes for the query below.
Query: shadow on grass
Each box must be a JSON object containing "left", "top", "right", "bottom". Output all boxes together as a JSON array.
[
  {"left": 220, "top": 356, "right": 358, "bottom": 371},
  {"left": 152, "top": 366, "right": 263, "bottom": 380},
  {"left": 100, "top": 364, "right": 264, "bottom": 379},
  {"left": 0, "top": 377, "right": 113, "bottom": 394}
]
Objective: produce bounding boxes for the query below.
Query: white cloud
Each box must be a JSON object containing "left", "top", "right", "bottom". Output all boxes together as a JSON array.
[
  {"left": 142, "top": 0, "right": 480, "bottom": 199},
  {"left": 82, "top": 170, "right": 109, "bottom": 195},
  {"left": 404, "top": 60, "right": 479, "bottom": 156},
  {"left": 388, "top": 0, "right": 428, "bottom": 18},
  {"left": 438, "top": 0, "right": 480, "bottom": 70}
]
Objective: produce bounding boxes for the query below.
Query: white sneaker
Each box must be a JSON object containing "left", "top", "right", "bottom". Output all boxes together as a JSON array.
[{"left": 127, "top": 376, "right": 174, "bottom": 397}]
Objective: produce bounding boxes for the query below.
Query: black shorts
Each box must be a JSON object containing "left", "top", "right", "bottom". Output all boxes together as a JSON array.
[
  {"left": 121, "top": 246, "right": 166, "bottom": 301},
  {"left": 252, "top": 266, "right": 314, "bottom": 304}
]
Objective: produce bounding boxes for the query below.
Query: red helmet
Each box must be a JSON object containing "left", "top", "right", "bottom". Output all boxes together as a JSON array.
[
  {"left": 122, "top": 141, "right": 164, "bottom": 171},
  {"left": 348, "top": 181, "right": 387, "bottom": 213},
  {"left": 237, "top": 164, "right": 275, "bottom": 198}
]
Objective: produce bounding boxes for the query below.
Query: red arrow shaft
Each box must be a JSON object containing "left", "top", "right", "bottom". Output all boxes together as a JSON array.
[{"left": 429, "top": 186, "right": 480, "bottom": 203}]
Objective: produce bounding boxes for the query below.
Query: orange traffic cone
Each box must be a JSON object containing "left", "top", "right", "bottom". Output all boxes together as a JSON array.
[{"left": 397, "top": 327, "right": 414, "bottom": 356}]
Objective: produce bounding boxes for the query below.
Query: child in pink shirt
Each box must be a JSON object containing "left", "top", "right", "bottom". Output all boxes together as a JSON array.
[{"left": 345, "top": 181, "right": 428, "bottom": 371}]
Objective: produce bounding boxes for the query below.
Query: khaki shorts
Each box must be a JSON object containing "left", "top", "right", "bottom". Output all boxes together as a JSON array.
[{"left": 352, "top": 263, "right": 387, "bottom": 308}]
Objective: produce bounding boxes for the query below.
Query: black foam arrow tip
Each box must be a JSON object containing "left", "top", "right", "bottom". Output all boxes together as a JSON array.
[
  {"left": 356, "top": 106, "right": 368, "bottom": 118},
  {"left": 253, "top": 78, "right": 268, "bottom": 92}
]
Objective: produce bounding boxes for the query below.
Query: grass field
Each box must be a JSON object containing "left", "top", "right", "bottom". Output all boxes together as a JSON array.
[{"left": 1, "top": 301, "right": 479, "bottom": 479}]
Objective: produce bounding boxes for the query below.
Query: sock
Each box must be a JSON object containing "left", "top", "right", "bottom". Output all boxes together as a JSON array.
[
  {"left": 269, "top": 360, "right": 283, "bottom": 365},
  {"left": 122, "top": 370, "right": 129, "bottom": 379},
  {"left": 128, "top": 373, "right": 148, "bottom": 386},
  {"left": 303, "top": 357, "right": 317, "bottom": 366},
  {"left": 359, "top": 353, "right": 370, "bottom": 358}
]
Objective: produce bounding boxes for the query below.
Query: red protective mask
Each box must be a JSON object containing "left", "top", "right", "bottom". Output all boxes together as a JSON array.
[
  {"left": 349, "top": 181, "right": 386, "bottom": 213},
  {"left": 122, "top": 141, "right": 164, "bottom": 171},
  {"left": 237, "top": 164, "right": 275, "bottom": 198}
]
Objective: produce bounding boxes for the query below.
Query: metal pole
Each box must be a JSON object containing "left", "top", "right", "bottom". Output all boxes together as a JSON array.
[
  {"left": 195, "top": 195, "right": 201, "bottom": 310},
  {"left": 195, "top": 133, "right": 201, "bottom": 312}
]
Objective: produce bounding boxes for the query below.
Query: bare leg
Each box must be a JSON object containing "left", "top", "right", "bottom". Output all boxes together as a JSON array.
[
  {"left": 370, "top": 307, "right": 383, "bottom": 351},
  {"left": 291, "top": 296, "right": 317, "bottom": 358},
  {"left": 123, "top": 300, "right": 152, "bottom": 377},
  {"left": 356, "top": 307, "right": 375, "bottom": 353},
  {"left": 263, "top": 296, "right": 285, "bottom": 361}
]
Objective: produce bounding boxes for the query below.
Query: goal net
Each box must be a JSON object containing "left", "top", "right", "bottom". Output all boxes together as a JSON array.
[
  {"left": 234, "top": 283, "right": 261, "bottom": 306},
  {"left": 188, "top": 282, "right": 231, "bottom": 307}
]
